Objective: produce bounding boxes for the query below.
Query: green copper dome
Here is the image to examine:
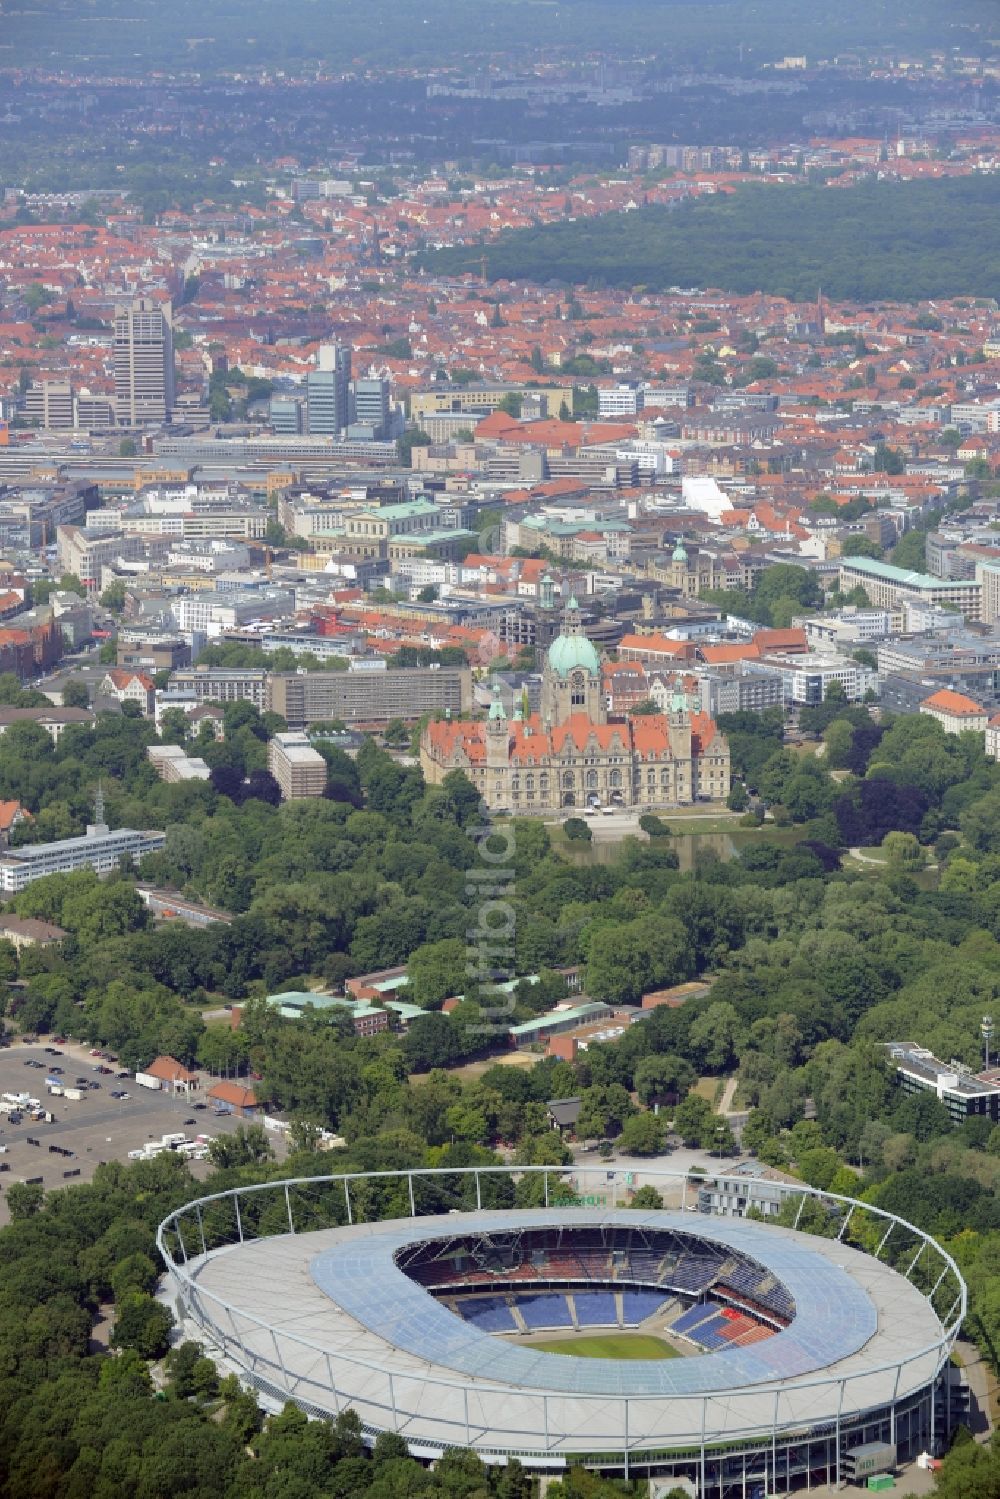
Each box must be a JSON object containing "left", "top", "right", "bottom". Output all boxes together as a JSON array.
[
  {"left": 672, "top": 541, "right": 689, "bottom": 563},
  {"left": 547, "top": 631, "right": 601, "bottom": 678}
]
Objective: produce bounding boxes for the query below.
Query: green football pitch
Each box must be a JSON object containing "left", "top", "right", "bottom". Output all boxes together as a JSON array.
[{"left": 528, "top": 1333, "right": 678, "bottom": 1360}]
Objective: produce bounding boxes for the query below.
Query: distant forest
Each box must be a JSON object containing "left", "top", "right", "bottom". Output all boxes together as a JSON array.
[
  {"left": 424, "top": 175, "right": 1000, "bottom": 303},
  {"left": 2, "top": 0, "right": 992, "bottom": 74}
]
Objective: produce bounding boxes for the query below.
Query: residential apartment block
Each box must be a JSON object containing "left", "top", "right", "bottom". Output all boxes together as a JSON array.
[
  {"left": 267, "top": 665, "right": 473, "bottom": 726},
  {"left": 268, "top": 731, "right": 328, "bottom": 800},
  {"left": 56, "top": 526, "right": 145, "bottom": 590},
  {"left": 168, "top": 667, "right": 268, "bottom": 708},
  {"left": 147, "top": 745, "right": 211, "bottom": 782}
]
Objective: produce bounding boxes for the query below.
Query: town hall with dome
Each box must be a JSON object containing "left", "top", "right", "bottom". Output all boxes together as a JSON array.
[{"left": 420, "top": 598, "right": 731, "bottom": 815}]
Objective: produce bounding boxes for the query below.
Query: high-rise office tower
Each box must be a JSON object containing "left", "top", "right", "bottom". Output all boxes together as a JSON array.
[
  {"left": 24, "top": 379, "right": 74, "bottom": 429},
  {"left": 270, "top": 396, "right": 304, "bottom": 434},
  {"left": 113, "top": 296, "right": 175, "bottom": 427},
  {"left": 350, "top": 377, "right": 391, "bottom": 439},
  {"left": 305, "top": 343, "right": 351, "bottom": 436}
]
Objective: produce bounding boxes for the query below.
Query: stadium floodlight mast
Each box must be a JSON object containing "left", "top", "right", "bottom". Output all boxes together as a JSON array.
[{"left": 983, "top": 1014, "right": 995, "bottom": 1071}]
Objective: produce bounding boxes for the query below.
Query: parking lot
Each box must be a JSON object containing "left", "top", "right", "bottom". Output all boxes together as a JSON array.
[{"left": 0, "top": 1037, "right": 286, "bottom": 1225}]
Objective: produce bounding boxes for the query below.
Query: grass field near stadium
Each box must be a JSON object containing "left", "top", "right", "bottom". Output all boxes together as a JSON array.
[{"left": 529, "top": 1333, "right": 679, "bottom": 1360}]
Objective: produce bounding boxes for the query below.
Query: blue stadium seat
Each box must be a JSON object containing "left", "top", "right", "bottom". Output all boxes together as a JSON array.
[
  {"left": 573, "top": 1291, "right": 618, "bottom": 1327},
  {"left": 671, "top": 1305, "right": 709, "bottom": 1336},
  {"left": 627, "top": 1250, "right": 665, "bottom": 1282},
  {"left": 621, "top": 1289, "right": 670, "bottom": 1325},
  {"left": 517, "top": 1293, "right": 574, "bottom": 1329},
  {"left": 454, "top": 1296, "right": 516, "bottom": 1333},
  {"left": 721, "top": 1262, "right": 766, "bottom": 1299},
  {"left": 691, "top": 1315, "right": 731, "bottom": 1350},
  {"left": 669, "top": 1254, "right": 724, "bottom": 1293},
  {"left": 672, "top": 1300, "right": 724, "bottom": 1337}
]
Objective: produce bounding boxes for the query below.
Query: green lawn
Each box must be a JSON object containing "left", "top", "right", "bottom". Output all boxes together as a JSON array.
[
  {"left": 530, "top": 1333, "right": 678, "bottom": 1360},
  {"left": 690, "top": 1075, "right": 721, "bottom": 1104}
]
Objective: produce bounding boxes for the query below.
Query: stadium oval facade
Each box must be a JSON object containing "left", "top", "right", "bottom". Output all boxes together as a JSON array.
[{"left": 157, "top": 1167, "right": 966, "bottom": 1495}]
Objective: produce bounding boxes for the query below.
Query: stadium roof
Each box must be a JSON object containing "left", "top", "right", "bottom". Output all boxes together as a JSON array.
[
  {"left": 181, "top": 1202, "right": 951, "bottom": 1457},
  {"left": 308, "top": 1210, "right": 874, "bottom": 1397}
]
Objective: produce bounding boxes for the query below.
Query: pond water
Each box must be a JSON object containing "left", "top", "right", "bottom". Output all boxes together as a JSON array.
[
  {"left": 556, "top": 827, "right": 803, "bottom": 870},
  {"left": 556, "top": 830, "right": 734, "bottom": 869}
]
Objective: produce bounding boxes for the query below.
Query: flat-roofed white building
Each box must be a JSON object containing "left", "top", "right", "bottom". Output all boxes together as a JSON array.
[
  {"left": 147, "top": 745, "right": 211, "bottom": 782},
  {"left": 0, "top": 823, "right": 165, "bottom": 894}
]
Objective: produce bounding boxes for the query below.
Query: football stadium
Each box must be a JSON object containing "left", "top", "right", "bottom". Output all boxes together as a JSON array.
[{"left": 157, "top": 1167, "right": 967, "bottom": 1495}]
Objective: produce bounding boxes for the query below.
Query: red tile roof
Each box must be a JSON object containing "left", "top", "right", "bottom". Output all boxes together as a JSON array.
[
  {"left": 920, "top": 689, "right": 985, "bottom": 717},
  {"left": 0, "top": 800, "right": 28, "bottom": 832},
  {"left": 207, "top": 1081, "right": 262, "bottom": 1108},
  {"left": 104, "top": 668, "right": 154, "bottom": 691},
  {"left": 699, "top": 642, "right": 761, "bottom": 665},
  {"left": 425, "top": 707, "right": 723, "bottom": 766},
  {"left": 754, "top": 628, "right": 808, "bottom": 653},
  {"left": 618, "top": 633, "right": 692, "bottom": 660},
  {"left": 145, "top": 1055, "right": 198, "bottom": 1083}
]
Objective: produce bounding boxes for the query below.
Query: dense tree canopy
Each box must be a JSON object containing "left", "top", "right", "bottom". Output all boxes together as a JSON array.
[
  {"left": 1, "top": 692, "right": 1000, "bottom": 1442},
  {"left": 426, "top": 175, "right": 1000, "bottom": 303}
]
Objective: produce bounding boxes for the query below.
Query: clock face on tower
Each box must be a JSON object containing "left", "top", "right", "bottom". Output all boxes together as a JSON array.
[{"left": 571, "top": 672, "right": 584, "bottom": 689}]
